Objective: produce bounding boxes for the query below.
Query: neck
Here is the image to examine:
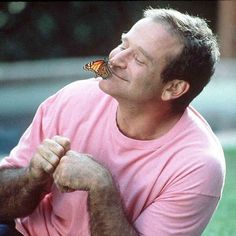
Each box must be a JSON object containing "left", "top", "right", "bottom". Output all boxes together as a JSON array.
[{"left": 116, "top": 102, "right": 183, "bottom": 140}]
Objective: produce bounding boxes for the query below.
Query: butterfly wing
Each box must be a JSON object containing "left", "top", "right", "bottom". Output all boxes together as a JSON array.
[
  {"left": 83, "top": 60, "right": 104, "bottom": 73},
  {"left": 83, "top": 59, "right": 111, "bottom": 79},
  {"left": 97, "top": 62, "right": 111, "bottom": 79}
]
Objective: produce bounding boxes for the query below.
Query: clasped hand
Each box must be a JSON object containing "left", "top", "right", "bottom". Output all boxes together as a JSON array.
[{"left": 29, "top": 136, "right": 111, "bottom": 193}]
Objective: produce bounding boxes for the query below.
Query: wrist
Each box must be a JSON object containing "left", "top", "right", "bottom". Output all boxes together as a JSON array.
[
  {"left": 26, "top": 167, "right": 52, "bottom": 190},
  {"left": 90, "top": 169, "right": 114, "bottom": 193}
]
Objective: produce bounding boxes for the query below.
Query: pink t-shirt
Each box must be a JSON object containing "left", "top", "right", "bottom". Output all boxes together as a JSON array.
[{"left": 0, "top": 79, "right": 225, "bottom": 236}]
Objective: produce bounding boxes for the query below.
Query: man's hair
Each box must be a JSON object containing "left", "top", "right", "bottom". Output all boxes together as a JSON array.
[{"left": 144, "top": 8, "right": 220, "bottom": 111}]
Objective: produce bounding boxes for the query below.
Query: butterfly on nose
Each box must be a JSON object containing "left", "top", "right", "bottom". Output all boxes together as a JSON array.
[{"left": 83, "top": 59, "right": 112, "bottom": 79}]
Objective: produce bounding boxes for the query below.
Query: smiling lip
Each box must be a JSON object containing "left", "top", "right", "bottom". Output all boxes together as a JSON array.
[{"left": 109, "top": 68, "right": 128, "bottom": 82}]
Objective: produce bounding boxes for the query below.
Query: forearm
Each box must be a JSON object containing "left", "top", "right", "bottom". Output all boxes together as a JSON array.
[
  {"left": 89, "top": 179, "right": 138, "bottom": 236},
  {"left": 53, "top": 151, "right": 139, "bottom": 235},
  {"left": 0, "top": 167, "right": 49, "bottom": 220}
]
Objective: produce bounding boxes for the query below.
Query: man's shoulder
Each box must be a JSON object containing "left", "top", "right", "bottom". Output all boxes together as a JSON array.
[
  {"left": 61, "top": 78, "right": 102, "bottom": 97},
  {"left": 171, "top": 105, "right": 225, "bottom": 170},
  {"left": 53, "top": 78, "right": 107, "bottom": 104},
  {"left": 40, "top": 78, "right": 110, "bottom": 116},
  {"left": 183, "top": 106, "right": 219, "bottom": 144}
]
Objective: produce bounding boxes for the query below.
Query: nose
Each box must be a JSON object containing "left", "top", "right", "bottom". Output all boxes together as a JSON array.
[{"left": 109, "top": 48, "right": 129, "bottom": 69}]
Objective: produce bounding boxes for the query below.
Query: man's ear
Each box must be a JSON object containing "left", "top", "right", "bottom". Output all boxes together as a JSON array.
[{"left": 161, "top": 80, "right": 190, "bottom": 101}]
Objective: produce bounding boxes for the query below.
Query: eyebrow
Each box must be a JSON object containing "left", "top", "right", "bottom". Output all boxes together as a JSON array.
[{"left": 121, "top": 33, "right": 154, "bottom": 64}]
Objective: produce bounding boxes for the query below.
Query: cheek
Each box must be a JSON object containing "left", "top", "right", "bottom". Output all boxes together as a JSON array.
[
  {"left": 132, "top": 70, "right": 159, "bottom": 92},
  {"left": 131, "top": 64, "right": 148, "bottom": 81}
]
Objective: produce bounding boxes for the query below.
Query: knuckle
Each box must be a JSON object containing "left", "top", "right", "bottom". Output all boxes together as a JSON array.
[
  {"left": 52, "top": 135, "right": 64, "bottom": 142},
  {"left": 48, "top": 154, "right": 60, "bottom": 167},
  {"left": 57, "top": 146, "right": 65, "bottom": 156},
  {"left": 49, "top": 142, "right": 61, "bottom": 154},
  {"left": 58, "top": 156, "right": 66, "bottom": 165},
  {"left": 63, "top": 137, "right": 70, "bottom": 145},
  {"left": 52, "top": 136, "right": 70, "bottom": 150},
  {"left": 65, "top": 150, "right": 74, "bottom": 156},
  {"left": 43, "top": 140, "right": 62, "bottom": 157},
  {"left": 63, "top": 136, "right": 71, "bottom": 146}
]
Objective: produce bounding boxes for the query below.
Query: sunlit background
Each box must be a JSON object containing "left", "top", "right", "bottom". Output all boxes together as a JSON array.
[{"left": 0, "top": 1, "right": 235, "bottom": 235}]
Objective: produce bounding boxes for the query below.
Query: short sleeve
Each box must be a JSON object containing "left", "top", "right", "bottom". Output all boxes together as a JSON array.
[
  {"left": 0, "top": 93, "right": 59, "bottom": 169},
  {"left": 0, "top": 79, "right": 100, "bottom": 169},
  {"left": 134, "top": 191, "right": 219, "bottom": 236}
]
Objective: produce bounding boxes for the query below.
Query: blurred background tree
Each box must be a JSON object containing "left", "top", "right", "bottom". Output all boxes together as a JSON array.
[{"left": 0, "top": 1, "right": 217, "bottom": 62}]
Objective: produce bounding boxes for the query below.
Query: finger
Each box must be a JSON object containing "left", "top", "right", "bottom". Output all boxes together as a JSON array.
[
  {"left": 40, "top": 158, "right": 55, "bottom": 174},
  {"left": 37, "top": 142, "right": 61, "bottom": 168},
  {"left": 52, "top": 136, "right": 71, "bottom": 152},
  {"left": 33, "top": 152, "right": 56, "bottom": 175},
  {"left": 44, "top": 138, "right": 67, "bottom": 157}
]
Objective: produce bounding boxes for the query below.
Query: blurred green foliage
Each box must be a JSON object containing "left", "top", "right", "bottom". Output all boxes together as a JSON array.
[
  {"left": 0, "top": 1, "right": 217, "bottom": 62},
  {"left": 203, "top": 148, "right": 236, "bottom": 236}
]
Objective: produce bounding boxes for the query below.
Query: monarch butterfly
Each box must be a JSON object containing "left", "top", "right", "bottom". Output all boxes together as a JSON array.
[{"left": 83, "top": 59, "right": 111, "bottom": 79}]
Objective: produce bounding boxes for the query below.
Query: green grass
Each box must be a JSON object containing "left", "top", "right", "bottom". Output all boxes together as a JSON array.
[{"left": 202, "top": 148, "right": 236, "bottom": 236}]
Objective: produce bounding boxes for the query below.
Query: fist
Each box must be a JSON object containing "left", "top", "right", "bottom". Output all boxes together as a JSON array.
[
  {"left": 53, "top": 150, "right": 112, "bottom": 193},
  {"left": 29, "top": 135, "right": 70, "bottom": 182}
]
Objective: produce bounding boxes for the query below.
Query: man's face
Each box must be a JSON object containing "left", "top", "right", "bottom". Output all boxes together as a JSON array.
[{"left": 99, "top": 18, "right": 182, "bottom": 105}]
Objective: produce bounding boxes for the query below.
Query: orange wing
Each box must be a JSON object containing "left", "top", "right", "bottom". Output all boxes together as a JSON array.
[{"left": 83, "top": 59, "right": 111, "bottom": 79}]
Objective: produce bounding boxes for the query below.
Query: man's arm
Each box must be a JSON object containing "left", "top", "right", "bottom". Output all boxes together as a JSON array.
[
  {"left": 89, "top": 177, "right": 139, "bottom": 236},
  {"left": 0, "top": 167, "right": 52, "bottom": 219},
  {"left": 53, "top": 151, "right": 139, "bottom": 236},
  {"left": 0, "top": 136, "right": 70, "bottom": 220}
]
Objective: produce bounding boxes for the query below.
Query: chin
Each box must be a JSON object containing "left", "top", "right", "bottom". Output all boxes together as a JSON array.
[
  {"left": 98, "top": 79, "right": 120, "bottom": 98},
  {"left": 98, "top": 79, "right": 112, "bottom": 94}
]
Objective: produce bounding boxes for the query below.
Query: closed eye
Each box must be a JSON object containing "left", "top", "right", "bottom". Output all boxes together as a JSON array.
[
  {"left": 135, "top": 57, "right": 145, "bottom": 65},
  {"left": 119, "top": 44, "right": 127, "bottom": 50}
]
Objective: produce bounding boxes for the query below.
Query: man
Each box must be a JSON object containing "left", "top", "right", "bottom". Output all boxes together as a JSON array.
[{"left": 0, "top": 8, "right": 225, "bottom": 236}]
